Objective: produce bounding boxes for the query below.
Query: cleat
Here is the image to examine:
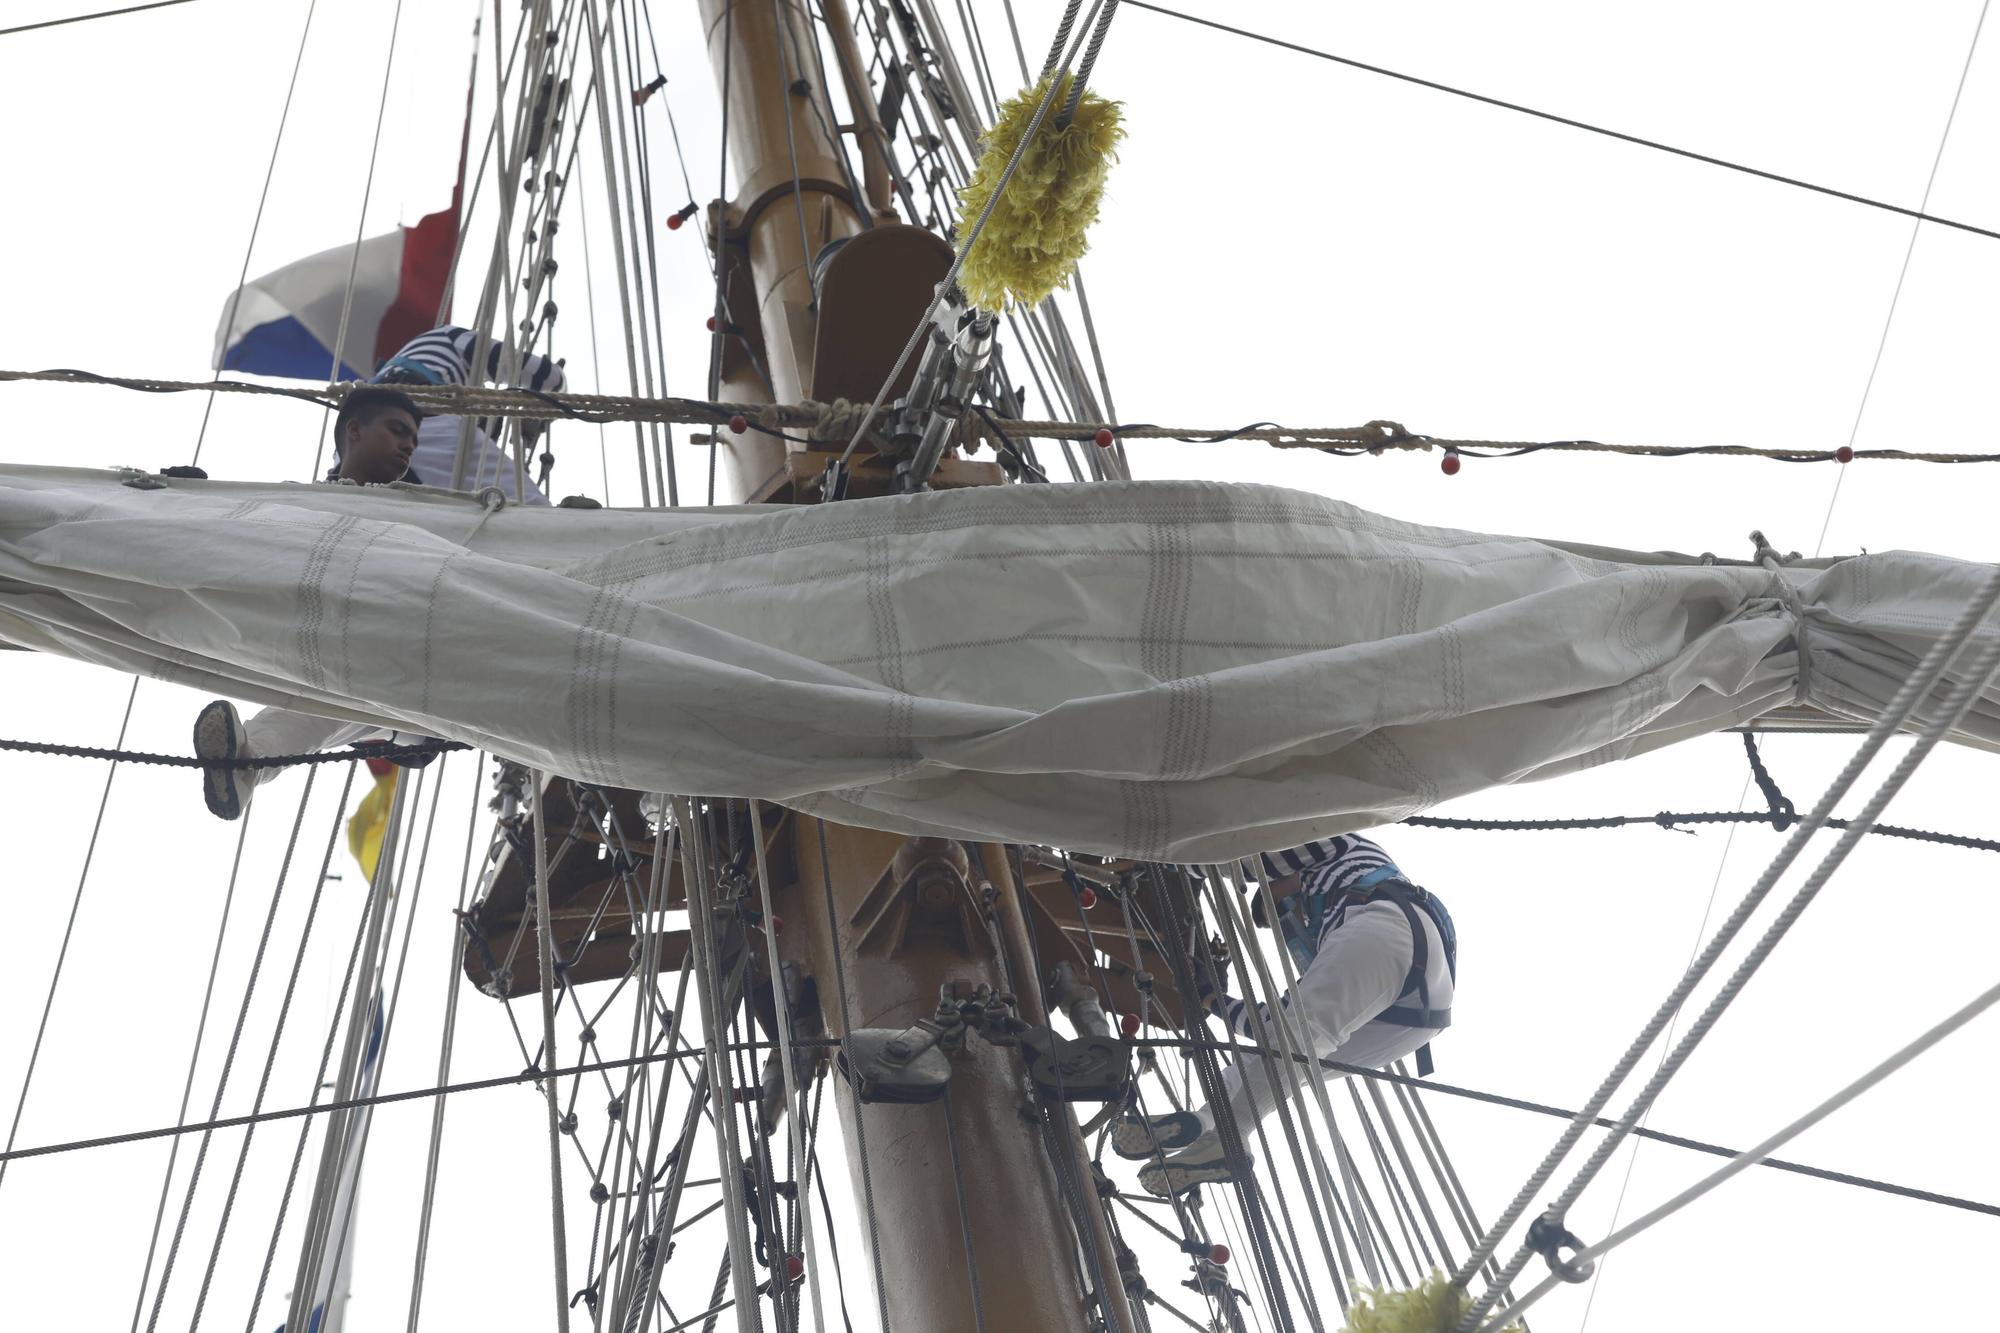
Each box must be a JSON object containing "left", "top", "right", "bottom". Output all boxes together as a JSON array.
[
  {"left": 1111, "top": 1110, "right": 1204, "bottom": 1160},
  {"left": 194, "top": 700, "right": 257, "bottom": 820},
  {"left": 1139, "top": 1143, "right": 1238, "bottom": 1198}
]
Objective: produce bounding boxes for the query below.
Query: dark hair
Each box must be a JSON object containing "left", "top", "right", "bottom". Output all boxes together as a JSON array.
[{"left": 333, "top": 386, "right": 423, "bottom": 457}]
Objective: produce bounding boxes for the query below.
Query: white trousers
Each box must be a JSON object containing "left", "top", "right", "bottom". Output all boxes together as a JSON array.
[
  {"left": 1193, "top": 897, "right": 1452, "bottom": 1151},
  {"left": 242, "top": 706, "right": 389, "bottom": 782}
]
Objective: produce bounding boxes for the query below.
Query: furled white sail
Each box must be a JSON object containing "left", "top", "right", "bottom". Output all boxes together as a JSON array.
[{"left": 1, "top": 465, "right": 1992, "bottom": 860}]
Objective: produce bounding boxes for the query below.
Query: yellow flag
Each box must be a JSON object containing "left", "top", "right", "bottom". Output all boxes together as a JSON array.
[{"left": 346, "top": 764, "right": 401, "bottom": 881}]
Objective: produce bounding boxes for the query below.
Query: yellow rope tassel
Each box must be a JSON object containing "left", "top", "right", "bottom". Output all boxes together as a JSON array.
[
  {"left": 1341, "top": 1272, "right": 1523, "bottom": 1333},
  {"left": 954, "top": 75, "right": 1123, "bottom": 311}
]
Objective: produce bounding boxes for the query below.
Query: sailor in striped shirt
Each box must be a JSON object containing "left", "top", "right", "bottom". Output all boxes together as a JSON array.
[
  {"left": 372, "top": 324, "right": 566, "bottom": 505},
  {"left": 1115, "top": 835, "right": 1458, "bottom": 1196}
]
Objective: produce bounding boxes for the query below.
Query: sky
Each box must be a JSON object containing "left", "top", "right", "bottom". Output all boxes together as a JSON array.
[{"left": 0, "top": 0, "right": 1996, "bottom": 1330}]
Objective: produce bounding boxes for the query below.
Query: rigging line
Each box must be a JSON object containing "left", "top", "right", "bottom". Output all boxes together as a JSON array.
[
  {"left": 1815, "top": 0, "right": 1990, "bottom": 561},
  {"left": 1122, "top": 0, "right": 2000, "bottom": 245},
  {"left": 1402, "top": 804, "right": 2000, "bottom": 856},
  {"left": 309, "top": 0, "right": 413, "bottom": 483},
  {"left": 1139, "top": 1035, "right": 2000, "bottom": 1222},
  {"left": 284, "top": 764, "right": 418, "bottom": 1333},
  {"left": 531, "top": 771, "right": 579, "bottom": 1333},
  {"left": 1451, "top": 564, "right": 2000, "bottom": 1293},
  {"left": 705, "top": 0, "right": 735, "bottom": 508},
  {"left": 311, "top": 756, "right": 454, "bottom": 1316},
  {"left": 1576, "top": 772, "right": 1750, "bottom": 1333},
  {"left": 1459, "top": 599, "right": 2000, "bottom": 1330},
  {"left": 748, "top": 801, "right": 828, "bottom": 1333},
  {"left": 0, "top": 0, "right": 193, "bottom": 37},
  {"left": 125, "top": 791, "right": 254, "bottom": 1333},
  {"left": 831, "top": 0, "right": 1109, "bottom": 478},
  {"left": 250, "top": 763, "right": 407, "bottom": 1333},
  {"left": 772, "top": 0, "right": 823, "bottom": 281},
  {"left": 1480, "top": 973, "right": 2000, "bottom": 1333},
  {"left": 407, "top": 755, "right": 489, "bottom": 1332},
  {"left": 0, "top": 676, "right": 138, "bottom": 1195},
  {"left": 189, "top": 0, "right": 321, "bottom": 467},
  {"left": 149, "top": 767, "right": 321, "bottom": 1331},
  {"left": 809, "top": 821, "right": 895, "bottom": 1333},
  {"left": 606, "top": 0, "right": 678, "bottom": 508}
]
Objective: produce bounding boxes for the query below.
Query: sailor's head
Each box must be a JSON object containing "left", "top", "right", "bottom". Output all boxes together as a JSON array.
[{"left": 334, "top": 386, "right": 423, "bottom": 484}]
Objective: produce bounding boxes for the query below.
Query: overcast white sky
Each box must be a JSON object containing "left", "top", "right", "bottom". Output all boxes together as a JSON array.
[{"left": 0, "top": 1, "right": 1996, "bottom": 1330}]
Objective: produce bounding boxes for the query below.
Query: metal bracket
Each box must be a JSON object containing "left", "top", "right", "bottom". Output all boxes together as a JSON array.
[
  {"left": 839, "top": 1017, "right": 955, "bottom": 1103},
  {"left": 889, "top": 289, "right": 997, "bottom": 492}
]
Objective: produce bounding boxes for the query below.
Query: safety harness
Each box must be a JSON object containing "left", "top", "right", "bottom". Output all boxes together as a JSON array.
[{"left": 1323, "top": 872, "right": 1457, "bottom": 1077}]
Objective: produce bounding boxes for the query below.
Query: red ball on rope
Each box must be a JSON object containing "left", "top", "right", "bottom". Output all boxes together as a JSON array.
[
  {"left": 1208, "top": 1244, "right": 1230, "bottom": 1266},
  {"left": 705, "top": 315, "right": 717, "bottom": 332},
  {"left": 729, "top": 414, "right": 748, "bottom": 435},
  {"left": 1835, "top": 445, "right": 1854, "bottom": 464},
  {"left": 667, "top": 213, "right": 685, "bottom": 231},
  {"left": 1119, "top": 1012, "right": 1141, "bottom": 1037},
  {"left": 1077, "top": 886, "right": 1098, "bottom": 910},
  {"left": 784, "top": 1254, "right": 805, "bottom": 1281},
  {"left": 1093, "top": 428, "right": 1115, "bottom": 448},
  {"left": 1440, "top": 450, "right": 1462, "bottom": 476}
]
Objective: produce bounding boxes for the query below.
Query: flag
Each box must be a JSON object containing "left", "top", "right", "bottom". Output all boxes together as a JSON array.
[
  {"left": 212, "top": 200, "right": 458, "bottom": 382},
  {"left": 345, "top": 757, "right": 400, "bottom": 881}
]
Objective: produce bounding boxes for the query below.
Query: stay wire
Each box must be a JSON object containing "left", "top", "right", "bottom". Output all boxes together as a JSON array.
[
  {"left": 0, "top": 675, "right": 140, "bottom": 1195},
  {"left": 192, "top": 0, "right": 322, "bottom": 467},
  {"left": 1122, "top": 0, "right": 2000, "bottom": 244},
  {"left": 149, "top": 766, "right": 323, "bottom": 1330},
  {"left": 126, "top": 793, "right": 254, "bottom": 1333},
  {"left": 1575, "top": 771, "right": 1750, "bottom": 1333},
  {"left": 0, "top": 0, "right": 195, "bottom": 37},
  {"left": 1480, "top": 973, "right": 2000, "bottom": 1333},
  {"left": 1813, "top": 0, "right": 1990, "bottom": 561},
  {"left": 310, "top": 0, "right": 412, "bottom": 482}
]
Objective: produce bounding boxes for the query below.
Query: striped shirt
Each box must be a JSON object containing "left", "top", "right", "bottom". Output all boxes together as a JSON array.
[
  {"left": 377, "top": 325, "right": 567, "bottom": 393},
  {"left": 1259, "top": 834, "right": 1400, "bottom": 897}
]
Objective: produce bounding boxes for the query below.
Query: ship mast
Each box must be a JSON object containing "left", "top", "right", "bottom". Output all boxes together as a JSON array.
[{"left": 692, "top": 1, "right": 1138, "bottom": 1327}]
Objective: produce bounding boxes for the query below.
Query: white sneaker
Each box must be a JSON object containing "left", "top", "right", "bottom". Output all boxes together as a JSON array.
[
  {"left": 1139, "top": 1141, "right": 1241, "bottom": 1197},
  {"left": 195, "top": 700, "right": 258, "bottom": 820},
  {"left": 1111, "top": 1110, "right": 1205, "bottom": 1160}
]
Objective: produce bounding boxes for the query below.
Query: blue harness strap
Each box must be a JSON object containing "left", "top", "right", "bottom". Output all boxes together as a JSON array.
[{"left": 1345, "top": 879, "right": 1455, "bottom": 1076}]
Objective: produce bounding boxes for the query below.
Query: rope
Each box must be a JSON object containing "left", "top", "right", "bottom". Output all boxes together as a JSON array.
[
  {"left": 0, "top": 735, "right": 468, "bottom": 769},
  {"left": 1813, "top": 0, "right": 1990, "bottom": 561},
  {"left": 0, "top": 0, "right": 194, "bottom": 37},
  {"left": 1478, "top": 973, "right": 2000, "bottom": 1333},
  {"left": 0, "top": 677, "right": 138, "bottom": 1194},
  {"left": 1403, "top": 807, "right": 2000, "bottom": 854},
  {"left": 1459, "top": 581, "right": 2000, "bottom": 1328},
  {"left": 531, "top": 772, "right": 577, "bottom": 1333},
  {"left": 1120, "top": 0, "right": 2000, "bottom": 245},
  {"left": 17, "top": 368, "right": 2000, "bottom": 464}
]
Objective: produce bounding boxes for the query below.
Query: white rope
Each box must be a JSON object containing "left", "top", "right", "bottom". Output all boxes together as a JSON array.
[
  {"left": 1449, "top": 556, "right": 2000, "bottom": 1304},
  {"left": 1477, "top": 972, "right": 2000, "bottom": 1333},
  {"left": 1457, "top": 576, "right": 2000, "bottom": 1328}
]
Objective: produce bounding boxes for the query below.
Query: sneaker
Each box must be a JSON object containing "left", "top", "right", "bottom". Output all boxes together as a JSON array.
[
  {"left": 1139, "top": 1141, "right": 1240, "bottom": 1197},
  {"left": 1111, "top": 1110, "right": 1205, "bottom": 1160},
  {"left": 194, "top": 700, "right": 257, "bottom": 820}
]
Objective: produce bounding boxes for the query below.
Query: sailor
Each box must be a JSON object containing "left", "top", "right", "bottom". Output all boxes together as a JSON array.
[
  {"left": 192, "top": 386, "right": 441, "bottom": 820},
  {"left": 1115, "top": 835, "right": 1456, "bottom": 1196},
  {"left": 370, "top": 324, "right": 566, "bottom": 505}
]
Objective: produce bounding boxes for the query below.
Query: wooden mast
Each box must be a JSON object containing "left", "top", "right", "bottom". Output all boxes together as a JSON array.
[{"left": 692, "top": 2, "right": 1136, "bottom": 1328}]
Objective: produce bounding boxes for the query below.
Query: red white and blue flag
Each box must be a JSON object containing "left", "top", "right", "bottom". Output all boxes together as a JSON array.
[{"left": 209, "top": 197, "right": 459, "bottom": 382}]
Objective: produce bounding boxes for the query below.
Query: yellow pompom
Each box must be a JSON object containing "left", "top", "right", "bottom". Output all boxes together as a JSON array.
[
  {"left": 1341, "top": 1272, "right": 1523, "bottom": 1333},
  {"left": 953, "top": 75, "right": 1123, "bottom": 311}
]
